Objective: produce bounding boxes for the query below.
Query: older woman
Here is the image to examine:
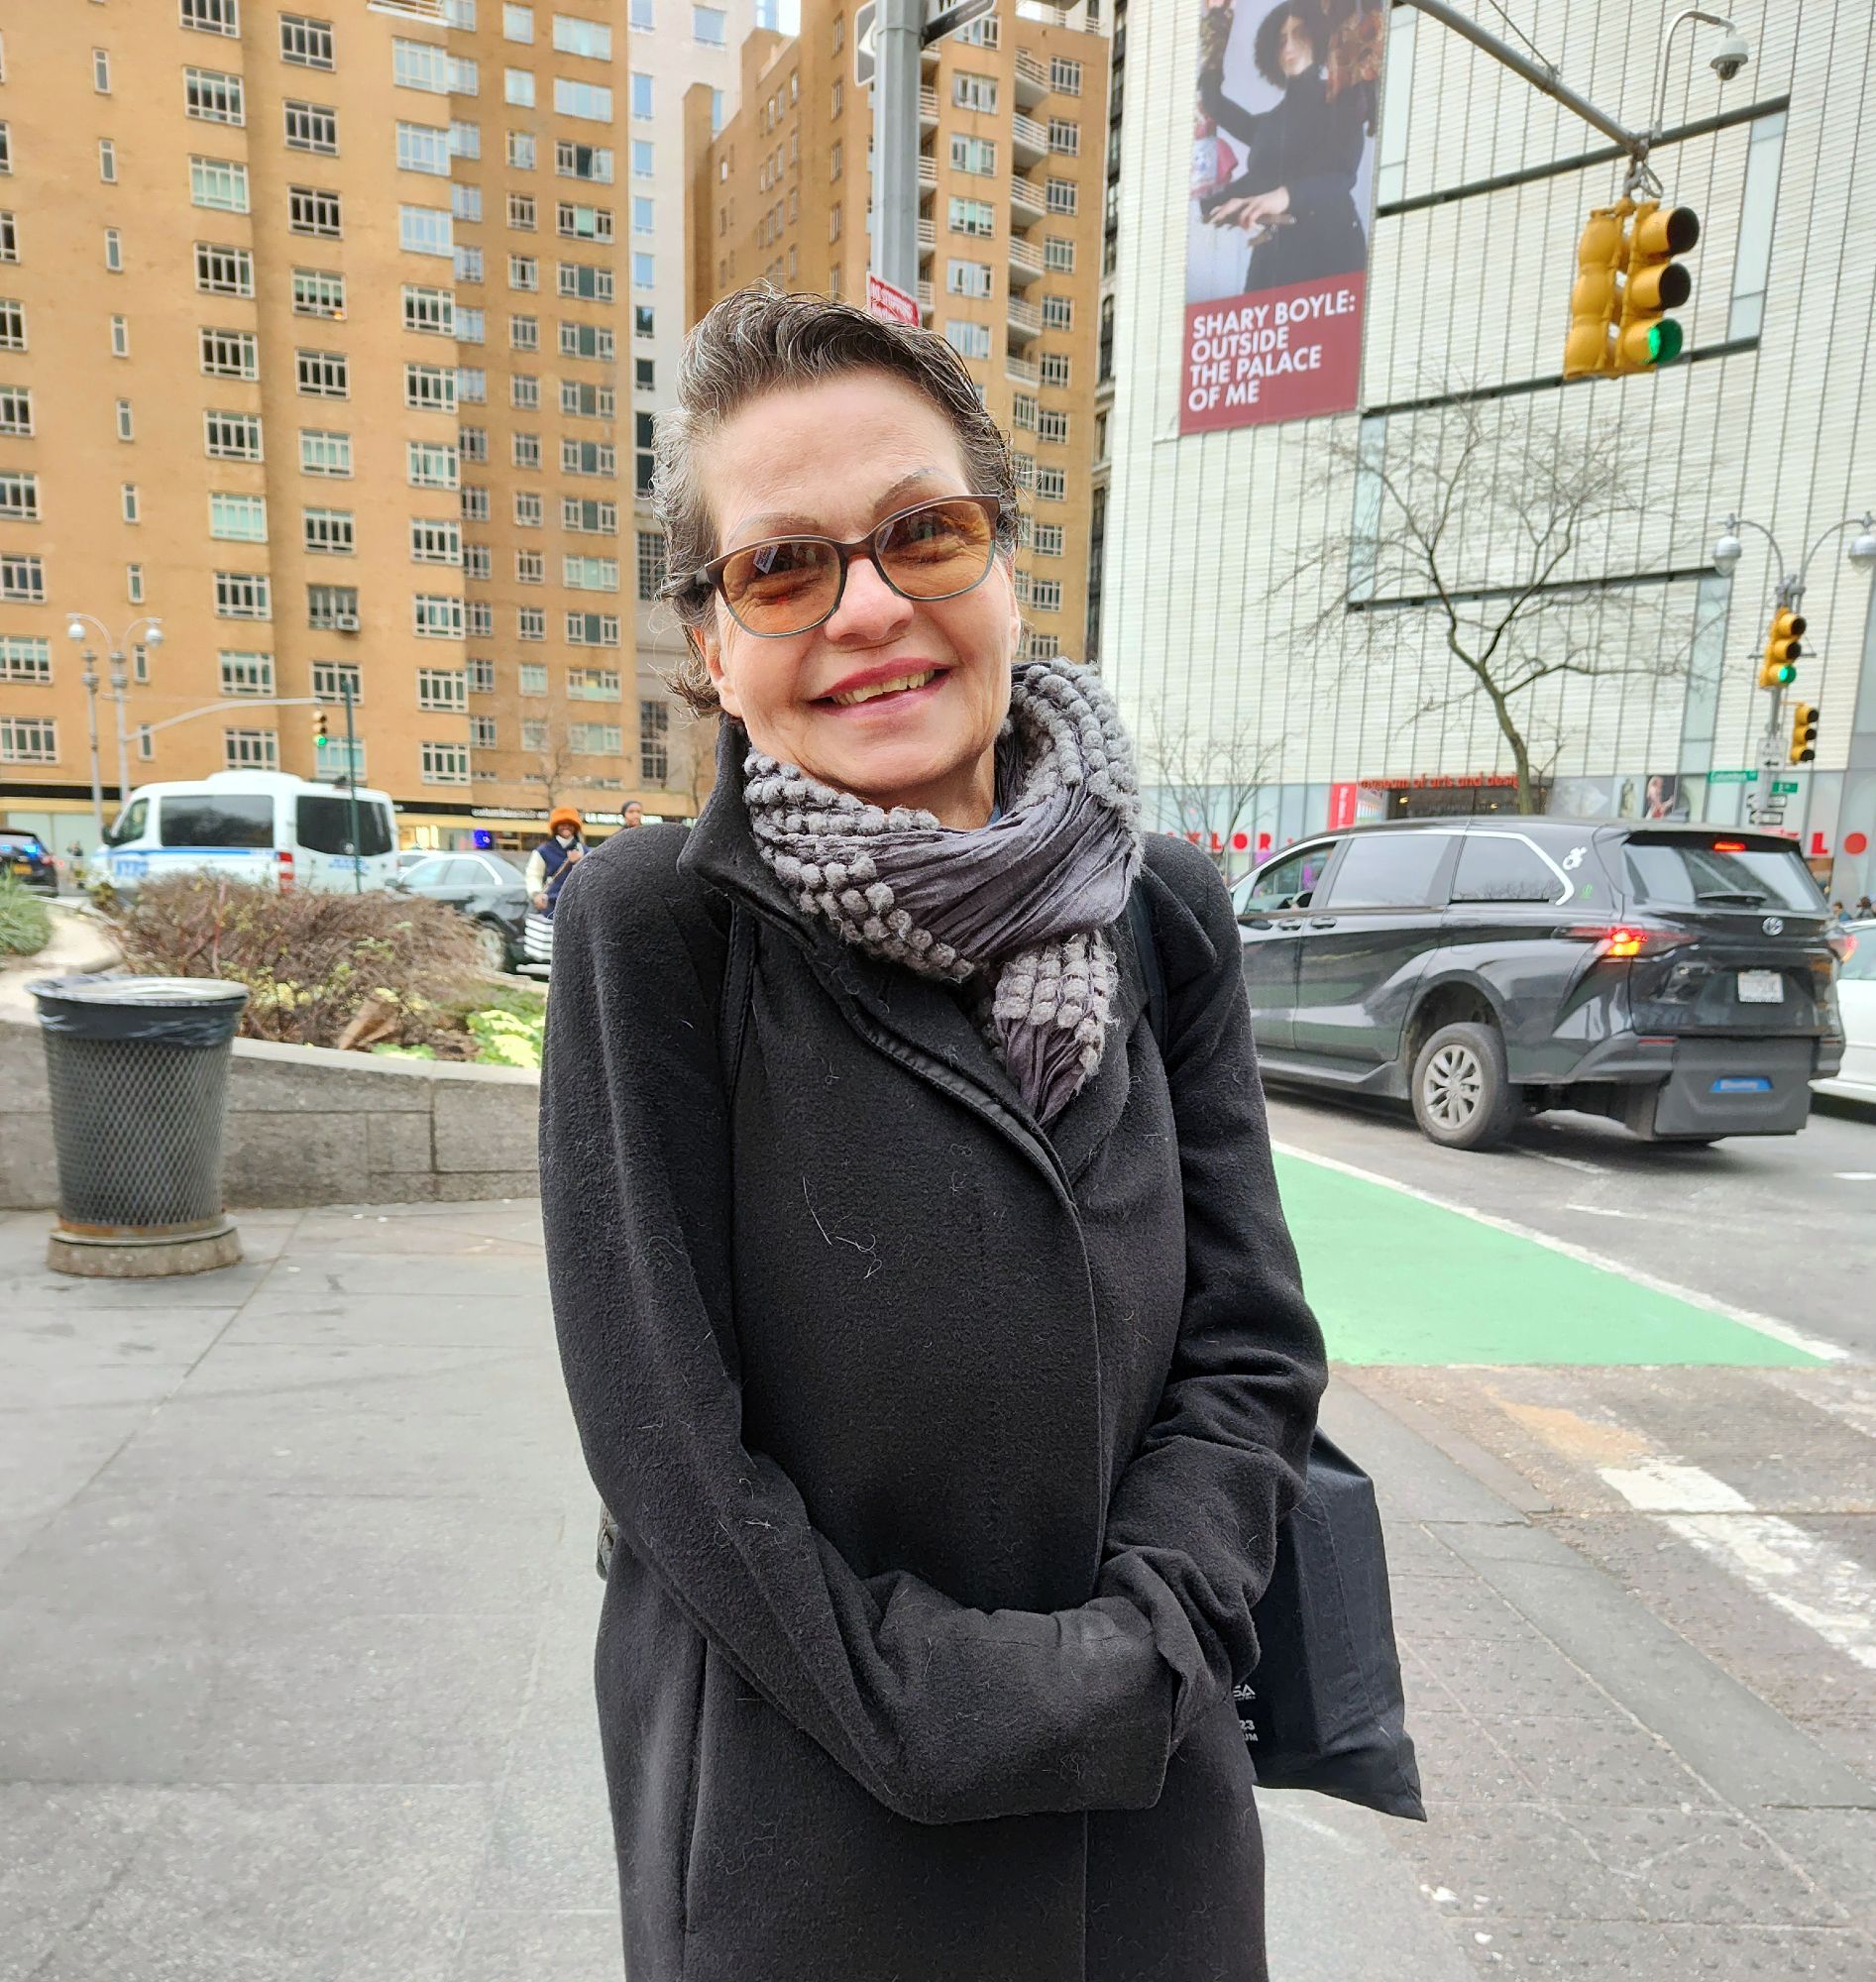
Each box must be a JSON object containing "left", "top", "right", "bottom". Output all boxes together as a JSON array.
[{"left": 540, "top": 287, "right": 1326, "bottom": 1982}]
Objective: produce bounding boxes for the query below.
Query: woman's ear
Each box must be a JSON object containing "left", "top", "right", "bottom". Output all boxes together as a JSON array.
[{"left": 689, "top": 615, "right": 741, "bottom": 720}]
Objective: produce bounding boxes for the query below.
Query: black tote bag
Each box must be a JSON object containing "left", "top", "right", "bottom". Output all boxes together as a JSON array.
[{"left": 1126, "top": 890, "right": 1424, "bottom": 1821}]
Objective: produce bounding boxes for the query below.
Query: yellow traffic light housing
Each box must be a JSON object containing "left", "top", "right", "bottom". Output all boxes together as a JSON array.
[
  {"left": 1789, "top": 702, "right": 1819, "bottom": 765},
  {"left": 1563, "top": 201, "right": 1629, "bottom": 381},
  {"left": 1759, "top": 606, "right": 1805, "bottom": 690},
  {"left": 1613, "top": 201, "right": 1700, "bottom": 373},
  {"left": 312, "top": 709, "right": 330, "bottom": 741}
]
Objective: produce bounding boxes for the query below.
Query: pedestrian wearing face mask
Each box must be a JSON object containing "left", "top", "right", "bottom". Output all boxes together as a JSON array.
[{"left": 524, "top": 808, "right": 586, "bottom": 966}]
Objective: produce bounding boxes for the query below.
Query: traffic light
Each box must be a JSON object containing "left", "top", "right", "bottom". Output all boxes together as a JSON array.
[
  {"left": 1759, "top": 606, "right": 1805, "bottom": 689},
  {"left": 1563, "top": 201, "right": 1629, "bottom": 380},
  {"left": 312, "top": 708, "right": 329, "bottom": 741},
  {"left": 1613, "top": 201, "right": 1700, "bottom": 373},
  {"left": 1789, "top": 702, "right": 1819, "bottom": 765}
]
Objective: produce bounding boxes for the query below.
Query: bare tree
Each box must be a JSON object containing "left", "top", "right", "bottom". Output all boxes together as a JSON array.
[
  {"left": 1137, "top": 701, "right": 1288, "bottom": 877},
  {"left": 523, "top": 723, "right": 580, "bottom": 812},
  {"left": 1286, "top": 386, "right": 1711, "bottom": 814}
]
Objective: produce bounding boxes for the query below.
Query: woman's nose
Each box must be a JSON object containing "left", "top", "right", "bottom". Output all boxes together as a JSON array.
[{"left": 825, "top": 550, "right": 914, "bottom": 644}]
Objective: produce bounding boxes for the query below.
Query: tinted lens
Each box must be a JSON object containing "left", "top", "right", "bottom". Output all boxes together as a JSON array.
[
  {"left": 719, "top": 537, "right": 841, "bottom": 633},
  {"left": 877, "top": 498, "right": 996, "bottom": 600}
]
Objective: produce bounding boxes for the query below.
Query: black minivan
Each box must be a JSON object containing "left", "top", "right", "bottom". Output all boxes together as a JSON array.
[{"left": 1232, "top": 819, "right": 1844, "bottom": 1150}]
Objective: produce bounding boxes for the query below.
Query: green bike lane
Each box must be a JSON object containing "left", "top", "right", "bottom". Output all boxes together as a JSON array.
[{"left": 1272, "top": 1146, "right": 1832, "bottom": 1369}]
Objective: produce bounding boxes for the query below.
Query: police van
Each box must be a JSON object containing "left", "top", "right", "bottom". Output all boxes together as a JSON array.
[{"left": 90, "top": 772, "right": 400, "bottom": 896}]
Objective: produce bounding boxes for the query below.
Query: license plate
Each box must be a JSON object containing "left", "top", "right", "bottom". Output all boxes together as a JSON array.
[
  {"left": 1737, "top": 969, "right": 1784, "bottom": 1004},
  {"left": 9, "top": 861, "right": 31, "bottom": 877}
]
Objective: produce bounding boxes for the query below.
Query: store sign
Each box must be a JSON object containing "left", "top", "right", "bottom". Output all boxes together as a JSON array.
[
  {"left": 1182, "top": 0, "right": 1386, "bottom": 433},
  {"left": 866, "top": 272, "right": 921, "bottom": 326}
]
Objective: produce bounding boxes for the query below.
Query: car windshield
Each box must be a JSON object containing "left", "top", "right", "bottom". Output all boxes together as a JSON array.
[
  {"left": 1620, "top": 836, "right": 1824, "bottom": 914},
  {"left": 1, "top": 831, "right": 45, "bottom": 856}
]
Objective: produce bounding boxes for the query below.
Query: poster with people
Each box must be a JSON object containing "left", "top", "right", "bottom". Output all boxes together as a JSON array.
[{"left": 1183, "top": 0, "right": 1385, "bottom": 433}]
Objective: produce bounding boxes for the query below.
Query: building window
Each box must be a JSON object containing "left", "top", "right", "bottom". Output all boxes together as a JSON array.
[
  {"left": 517, "top": 607, "right": 545, "bottom": 640},
  {"left": 420, "top": 741, "right": 470, "bottom": 785},
  {"left": 0, "top": 635, "right": 52, "bottom": 683},
  {"left": 465, "top": 600, "right": 493, "bottom": 636},
  {"left": 312, "top": 660, "right": 361, "bottom": 704},
  {"left": 0, "top": 716, "right": 57, "bottom": 763},
  {"left": 0, "top": 552, "right": 42, "bottom": 602},
  {"left": 1047, "top": 119, "right": 1079, "bottom": 156},
  {"left": 554, "top": 78, "right": 613, "bottom": 122},
  {"left": 1036, "top": 467, "right": 1066, "bottom": 501},
  {"left": 407, "top": 441, "right": 460, "bottom": 489},
  {"left": 455, "top": 244, "right": 486, "bottom": 284},
  {"left": 393, "top": 39, "right": 451, "bottom": 93},
  {"left": 204, "top": 409, "right": 263, "bottom": 459},
  {"left": 303, "top": 506, "right": 354, "bottom": 555},
  {"left": 563, "top": 139, "right": 616, "bottom": 182},
  {"left": 408, "top": 517, "right": 463, "bottom": 566},
  {"left": 693, "top": 4, "right": 726, "bottom": 44},
  {"left": 456, "top": 366, "right": 487, "bottom": 403},
  {"left": 295, "top": 349, "right": 349, "bottom": 397},
  {"left": 1024, "top": 632, "right": 1059, "bottom": 661},
  {"left": 635, "top": 531, "right": 667, "bottom": 601},
  {"left": 402, "top": 283, "right": 456, "bottom": 335},
  {"left": 0, "top": 472, "right": 38, "bottom": 520},
  {"left": 1040, "top": 351, "right": 1071, "bottom": 387},
  {"left": 0, "top": 213, "right": 14, "bottom": 262},
  {"left": 399, "top": 204, "right": 452, "bottom": 257},
  {"left": 515, "top": 547, "right": 545, "bottom": 583},
  {"left": 199, "top": 327, "right": 259, "bottom": 378},
  {"left": 0, "top": 386, "right": 31, "bottom": 436},
  {"left": 563, "top": 200, "right": 616, "bottom": 240},
  {"left": 127, "top": 564, "right": 147, "bottom": 605},
  {"left": 412, "top": 593, "right": 466, "bottom": 639},
  {"left": 563, "top": 496, "right": 617, "bottom": 533},
  {"left": 306, "top": 584, "right": 359, "bottom": 629},
  {"left": 503, "top": 3, "right": 534, "bottom": 41},
  {"left": 519, "top": 665, "right": 548, "bottom": 698},
  {"left": 214, "top": 570, "right": 272, "bottom": 618},
  {"left": 181, "top": 0, "right": 240, "bottom": 34},
  {"left": 504, "top": 66, "right": 536, "bottom": 107},
  {"left": 99, "top": 140, "right": 118, "bottom": 182},
  {"left": 461, "top": 487, "right": 490, "bottom": 522},
  {"left": 280, "top": 14, "right": 335, "bottom": 68},
  {"left": 1042, "top": 293, "right": 1073, "bottom": 330},
  {"left": 300, "top": 428, "right": 351, "bottom": 476},
  {"left": 209, "top": 493, "right": 268, "bottom": 541},
  {"left": 451, "top": 119, "right": 482, "bottom": 159},
  {"left": 949, "top": 196, "right": 995, "bottom": 237},
  {"left": 631, "top": 73, "right": 654, "bottom": 119},
  {"left": 567, "top": 666, "right": 619, "bottom": 699},
  {"left": 953, "top": 72, "right": 998, "bottom": 113},
  {"left": 468, "top": 657, "right": 496, "bottom": 694},
  {"left": 194, "top": 242, "right": 254, "bottom": 295},
  {"left": 184, "top": 66, "right": 245, "bottom": 124},
  {"left": 464, "top": 544, "right": 492, "bottom": 578},
  {"left": 289, "top": 185, "right": 343, "bottom": 237},
  {"left": 285, "top": 270, "right": 345, "bottom": 321},
  {"left": 0, "top": 299, "right": 24, "bottom": 351},
  {"left": 569, "top": 721, "right": 621, "bottom": 754},
  {"left": 829, "top": 78, "right": 842, "bottom": 118},
  {"left": 950, "top": 136, "right": 996, "bottom": 176},
  {"left": 1044, "top": 235, "right": 1075, "bottom": 274},
  {"left": 559, "top": 320, "right": 614, "bottom": 361},
  {"left": 563, "top": 554, "right": 618, "bottom": 591},
  {"left": 947, "top": 259, "right": 992, "bottom": 298},
  {"left": 1031, "top": 579, "right": 1062, "bottom": 612},
  {"left": 630, "top": 140, "right": 651, "bottom": 178},
  {"left": 115, "top": 398, "right": 134, "bottom": 440},
  {"left": 218, "top": 651, "right": 275, "bottom": 697},
  {"left": 190, "top": 157, "right": 250, "bottom": 212},
  {"left": 223, "top": 728, "right": 279, "bottom": 771},
  {"left": 1034, "top": 522, "right": 1064, "bottom": 556},
  {"left": 557, "top": 12, "right": 615, "bottom": 58},
  {"left": 639, "top": 699, "right": 669, "bottom": 783},
  {"left": 404, "top": 363, "right": 457, "bottom": 412},
  {"left": 1049, "top": 55, "right": 1083, "bottom": 94},
  {"left": 109, "top": 315, "right": 131, "bottom": 358},
  {"left": 396, "top": 121, "right": 452, "bottom": 175},
  {"left": 565, "top": 612, "right": 619, "bottom": 647},
  {"left": 507, "top": 129, "right": 537, "bottom": 170},
  {"left": 560, "top": 379, "right": 614, "bottom": 418},
  {"left": 470, "top": 715, "right": 497, "bottom": 749},
  {"left": 1039, "top": 408, "right": 1070, "bottom": 445},
  {"left": 513, "top": 432, "right": 542, "bottom": 469},
  {"left": 284, "top": 101, "right": 339, "bottom": 154},
  {"left": 559, "top": 259, "right": 615, "bottom": 301},
  {"left": 1046, "top": 178, "right": 1077, "bottom": 214},
  {"left": 417, "top": 667, "right": 467, "bottom": 711},
  {"left": 944, "top": 320, "right": 990, "bottom": 360}
]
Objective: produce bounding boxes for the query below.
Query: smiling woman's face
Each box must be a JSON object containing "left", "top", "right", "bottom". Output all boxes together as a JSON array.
[{"left": 695, "top": 370, "right": 1019, "bottom": 827}]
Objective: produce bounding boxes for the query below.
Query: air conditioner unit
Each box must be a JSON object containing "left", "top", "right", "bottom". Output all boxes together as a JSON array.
[{"left": 334, "top": 612, "right": 361, "bottom": 631}]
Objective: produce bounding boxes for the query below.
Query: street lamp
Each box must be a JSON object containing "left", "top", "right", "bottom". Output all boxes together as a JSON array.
[{"left": 64, "top": 611, "right": 164, "bottom": 841}]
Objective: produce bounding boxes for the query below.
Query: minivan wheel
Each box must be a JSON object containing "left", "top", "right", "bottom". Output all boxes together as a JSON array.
[
  {"left": 473, "top": 920, "right": 511, "bottom": 973},
  {"left": 1411, "top": 1021, "right": 1520, "bottom": 1152}
]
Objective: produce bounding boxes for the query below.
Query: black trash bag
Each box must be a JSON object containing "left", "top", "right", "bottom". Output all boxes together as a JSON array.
[{"left": 1239, "top": 1431, "right": 1426, "bottom": 1820}]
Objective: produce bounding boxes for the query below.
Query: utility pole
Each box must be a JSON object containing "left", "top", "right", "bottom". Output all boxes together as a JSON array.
[
  {"left": 872, "top": 0, "right": 923, "bottom": 301},
  {"left": 342, "top": 675, "right": 363, "bottom": 895}
]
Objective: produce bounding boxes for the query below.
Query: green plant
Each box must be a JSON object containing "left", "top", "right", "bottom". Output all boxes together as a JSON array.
[
  {"left": 97, "top": 874, "right": 482, "bottom": 1050},
  {"left": 0, "top": 875, "right": 53, "bottom": 956}
]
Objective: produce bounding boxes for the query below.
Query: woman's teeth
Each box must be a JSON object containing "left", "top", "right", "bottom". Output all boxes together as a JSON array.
[{"left": 828, "top": 669, "right": 937, "bottom": 707}]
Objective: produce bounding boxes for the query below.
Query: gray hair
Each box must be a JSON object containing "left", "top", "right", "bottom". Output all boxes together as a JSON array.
[{"left": 653, "top": 284, "right": 1020, "bottom": 716}]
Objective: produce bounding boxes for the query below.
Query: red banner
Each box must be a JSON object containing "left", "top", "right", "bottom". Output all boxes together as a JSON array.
[{"left": 1181, "top": 274, "right": 1368, "bottom": 433}]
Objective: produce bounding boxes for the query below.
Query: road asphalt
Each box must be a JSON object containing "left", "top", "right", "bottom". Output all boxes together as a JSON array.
[{"left": 2, "top": 1181, "right": 1872, "bottom": 1980}]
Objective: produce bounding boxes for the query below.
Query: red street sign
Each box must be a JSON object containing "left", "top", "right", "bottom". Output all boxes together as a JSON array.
[{"left": 865, "top": 272, "right": 920, "bottom": 327}]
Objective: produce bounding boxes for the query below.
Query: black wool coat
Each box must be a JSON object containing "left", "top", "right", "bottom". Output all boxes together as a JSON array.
[{"left": 540, "top": 742, "right": 1328, "bottom": 1982}]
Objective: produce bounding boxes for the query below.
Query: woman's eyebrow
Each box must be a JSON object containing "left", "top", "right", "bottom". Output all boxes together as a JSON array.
[{"left": 728, "top": 467, "right": 948, "bottom": 545}]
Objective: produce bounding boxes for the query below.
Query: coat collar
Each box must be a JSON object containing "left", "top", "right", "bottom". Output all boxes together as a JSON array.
[{"left": 679, "top": 719, "right": 1147, "bottom": 1182}]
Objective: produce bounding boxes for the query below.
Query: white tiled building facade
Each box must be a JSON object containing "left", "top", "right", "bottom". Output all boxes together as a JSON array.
[{"left": 1103, "top": 1, "right": 1876, "bottom": 898}]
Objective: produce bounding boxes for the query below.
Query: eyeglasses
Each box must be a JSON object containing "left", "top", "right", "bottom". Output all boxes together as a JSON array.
[{"left": 681, "top": 494, "right": 1010, "bottom": 639}]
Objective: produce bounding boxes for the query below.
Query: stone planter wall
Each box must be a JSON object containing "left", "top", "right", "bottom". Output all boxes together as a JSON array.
[{"left": 0, "top": 1014, "right": 540, "bottom": 1210}]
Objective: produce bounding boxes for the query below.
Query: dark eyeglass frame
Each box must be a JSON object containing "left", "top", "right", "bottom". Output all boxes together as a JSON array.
[{"left": 676, "top": 494, "right": 1012, "bottom": 638}]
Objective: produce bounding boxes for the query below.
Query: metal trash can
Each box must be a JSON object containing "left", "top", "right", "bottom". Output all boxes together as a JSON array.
[{"left": 30, "top": 974, "right": 250, "bottom": 1278}]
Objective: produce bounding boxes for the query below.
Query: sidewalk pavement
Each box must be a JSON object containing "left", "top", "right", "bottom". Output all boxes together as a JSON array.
[{"left": 2, "top": 1200, "right": 1871, "bottom": 1981}]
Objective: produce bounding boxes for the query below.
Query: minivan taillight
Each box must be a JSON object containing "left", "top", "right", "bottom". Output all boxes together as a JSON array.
[
  {"left": 276, "top": 848, "right": 295, "bottom": 894},
  {"left": 1567, "top": 924, "right": 1695, "bottom": 961}
]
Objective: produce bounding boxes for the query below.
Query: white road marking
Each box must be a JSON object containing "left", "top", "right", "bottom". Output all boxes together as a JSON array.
[
  {"left": 1833, "top": 1171, "right": 1876, "bottom": 1181},
  {"left": 1599, "top": 1461, "right": 1876, "bottom": 1672},
  {"left": 1269, "top": 1140, "right": 1849, "bottom": 1363},
  {"left": 1563, "top": 1202, "right": 1644, "bottom": 1219},
  {"left": 1525, "top": 1150, "right": 1607, "bottom": 1175}
]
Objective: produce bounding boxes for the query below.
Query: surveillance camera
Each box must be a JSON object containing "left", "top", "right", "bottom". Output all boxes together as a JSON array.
[{"left": 1710, "top": 31, "right": 1750, "bottom": 81}]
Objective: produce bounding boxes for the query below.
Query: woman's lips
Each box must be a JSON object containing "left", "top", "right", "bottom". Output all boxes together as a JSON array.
[{"left": 818, "top": 669, "right": 946, "bottom": 714}]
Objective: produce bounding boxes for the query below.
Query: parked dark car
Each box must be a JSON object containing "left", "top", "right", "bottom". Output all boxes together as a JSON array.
[
  {"left": 391, "top": 850, "right": 528, "bottom": 971},
  {"left": 0, "top": 827, "right": 58, "bottom": 897},
  {"left": 1232, "top": 818, "right": 1844, "bottom": 1150}
]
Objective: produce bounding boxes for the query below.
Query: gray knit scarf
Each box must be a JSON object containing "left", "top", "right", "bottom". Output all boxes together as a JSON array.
[{"left": 742, "top": 659, "right": 1143, "bottom": 1125}]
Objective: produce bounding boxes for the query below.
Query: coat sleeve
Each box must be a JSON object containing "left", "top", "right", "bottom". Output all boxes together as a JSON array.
[
  {"left": 1095, "top": 841, "right": 1328, "bottom": 1745},
  {"left": 540, "top": 836, "right": 1179, "bottom": 1827}
]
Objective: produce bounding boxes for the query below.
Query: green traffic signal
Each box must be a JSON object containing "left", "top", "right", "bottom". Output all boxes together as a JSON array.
[{"left": 1649, "top": 320, "right": 1684, "bottom": 366}]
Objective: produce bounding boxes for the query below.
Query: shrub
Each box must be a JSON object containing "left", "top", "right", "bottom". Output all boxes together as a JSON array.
[
  {"left": 0, "top": 875, "right": 53, "bottom": 957},
  {"left": 97, "top": 874, "right": 483, "bottom": 1050}
]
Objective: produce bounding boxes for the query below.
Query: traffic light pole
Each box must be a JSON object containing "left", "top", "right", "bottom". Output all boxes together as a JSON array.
[
  {"left": 872, "top": 0, "right": 923, "bottom": 299},
  {"left": 342, "top": 676, "right": 362, "bottom": 894}
]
